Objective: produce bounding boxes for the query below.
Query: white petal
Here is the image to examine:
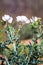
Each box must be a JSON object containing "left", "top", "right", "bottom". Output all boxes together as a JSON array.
[
  {"left": 32, "top": 16, "right": 41, "bottom": 22},
  {"left": 25, "top": 20, "right": 30, "bottom": 23},
  {"left": 30, "top": 19, "right": 34, "bottom": 23},
  {"left": 4, "top": 15, "right": 10, "bottom": 20},
  {"left": 2, "top": 16, "right": 6, "bottom": 21},
  {"left": 16, "top": 16, "right": 28, "bottom": 22},
  {"left": 8, "top": 17, "right": 13, "bottom": 23},
  {"left": 21, "top": 16, "right": 28, "bottom": 22},
  {"left": 32, "top": 16, "right": 35, "bottom": 20},
  {"left": 34, "top": 17, "right": 38, "bottom": 21},
  {"left": 16, "top": 16, "right": 22, "bottom": 22}
]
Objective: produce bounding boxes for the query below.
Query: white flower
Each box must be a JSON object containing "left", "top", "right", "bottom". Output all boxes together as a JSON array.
[
  {"left": 16, "top": 16, "right": 30, "bottom": 24},
  {"left": 2, "top": 15, "right": 10, "bottom": 21},
  {"left": 2, "top": 14, "right": 13, "bottom": 23},
  {"left": 30, "top": 16, "right": 41, "bottom": 23},
  {"left": 32, "top": 16, "right": 41, "bottom": 22}
]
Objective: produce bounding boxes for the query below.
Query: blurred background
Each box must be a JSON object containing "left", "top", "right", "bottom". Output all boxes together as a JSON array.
[{"left": 0, "top": 0, "right": 43, "bottom": 20}]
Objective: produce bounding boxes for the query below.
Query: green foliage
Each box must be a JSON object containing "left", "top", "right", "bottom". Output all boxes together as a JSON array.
[
  {"left": 19, "top": 20, "right": 42, "bottom": 40},
  {"left": 7, "top": 26, "right": 16, "bottom": 42},
  {"left": 0, "top": 17, "right": 43, "bottom": 65},
  {"left": 19, "top": 24, "right": 33, "bottom": 39}
]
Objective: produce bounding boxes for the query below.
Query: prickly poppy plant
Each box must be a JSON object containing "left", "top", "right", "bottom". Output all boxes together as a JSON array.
[{"left": 0, "top": 15, "right": 43, "bottom": 65}]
